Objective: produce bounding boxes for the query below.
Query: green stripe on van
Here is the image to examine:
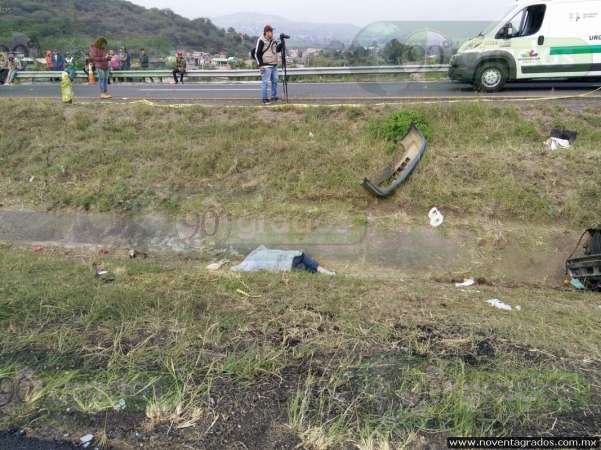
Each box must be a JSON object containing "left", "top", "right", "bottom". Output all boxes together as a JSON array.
[{"left": 550, "top": 45, "right": 601, "bottom": 55}]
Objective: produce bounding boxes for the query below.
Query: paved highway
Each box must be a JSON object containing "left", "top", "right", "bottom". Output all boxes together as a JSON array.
[{"left": 2, "top": 80, "right": 601, "bottom": 103}]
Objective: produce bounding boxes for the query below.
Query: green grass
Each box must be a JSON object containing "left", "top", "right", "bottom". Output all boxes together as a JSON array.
[
  {"left": 1, "top": 100, "right": 601, "bottom": 228},
  {"left": 0, "top": 247, "right": 599, "bottom": 448}
]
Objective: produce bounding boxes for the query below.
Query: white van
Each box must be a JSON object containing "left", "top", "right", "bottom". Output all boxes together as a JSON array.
[{"left": 449, "top": 0, "right": 601, "bottom": 91}]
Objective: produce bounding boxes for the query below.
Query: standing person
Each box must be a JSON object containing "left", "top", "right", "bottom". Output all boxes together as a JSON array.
[
  {"left": 110, "top": 50, "right": 121, "bottom": 83},
  {"left": 121, "top": 48, "right": 131, "bottom": 70},
  {"left": 139, "top": 48, "right": 149, "bottom": 69},
  {"left": 172, "top": 51, "right": 186, "bottom": 84},
  {"left": 254, "top": 25, "right": 282, "bottom": 105},
  {"left": 45, "top": 50, "right": 54, "bottom": 71},
  {"left": 0, "top": 52, "right": 8, "bottom": 85},
  {"left": 90, "top": 37, "right": 112, "bottom": 99},
  {"left": 54, "top": 50, "right": 64, "bottom": 72},
  {"left": 5, "top": 53, "right": 20, "bottom": 85},
  {"left": 139, "top": 48, "right": 152, "bottom": 82}
]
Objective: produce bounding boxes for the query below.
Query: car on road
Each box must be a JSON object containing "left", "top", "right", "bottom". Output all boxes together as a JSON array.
[{"left": 450, "top": 0, "right": 601, "bottom": 92}]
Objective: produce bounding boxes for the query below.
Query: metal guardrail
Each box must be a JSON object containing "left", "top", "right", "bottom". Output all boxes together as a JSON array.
[{"left": 15, "top": 65, "right": 450, "bottom": 81}]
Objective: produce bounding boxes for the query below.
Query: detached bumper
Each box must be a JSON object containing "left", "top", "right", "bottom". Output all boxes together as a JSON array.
[{"left": 448, "top": 54, "right": 477, "bottom": 82}]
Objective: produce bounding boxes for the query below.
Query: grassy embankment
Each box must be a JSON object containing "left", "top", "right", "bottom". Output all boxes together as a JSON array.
[{"left": 0, "top": 99, "right": 600, "bottom": 449}]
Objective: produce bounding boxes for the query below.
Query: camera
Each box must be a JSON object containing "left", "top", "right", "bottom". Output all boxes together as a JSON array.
[{"left": 280, "top": 33, "right": 291, "bottom": 40}]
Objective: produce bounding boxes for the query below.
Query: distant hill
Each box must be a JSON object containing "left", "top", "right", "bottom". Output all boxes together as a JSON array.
[
  {"left": 0, "top": 0, "right": 254, "bottom": 56},
  {"left": 212, "top": 13, "right": 360, "bottom": 49}
]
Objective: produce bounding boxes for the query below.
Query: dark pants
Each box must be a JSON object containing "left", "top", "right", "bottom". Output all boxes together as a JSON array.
[
  {"left": 0, "top": 69, "right": 8, "bottom": 84},
  {"left": 292, "top": 253, "right": 320, "bottom": 273},
  {"left": 173, "top": 69, "right": 185, "bottom": 83}
]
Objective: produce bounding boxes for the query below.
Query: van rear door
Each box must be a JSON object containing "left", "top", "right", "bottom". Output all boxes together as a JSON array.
[{"left": 535, "top": 0, "right": 601, "bottom": 78}]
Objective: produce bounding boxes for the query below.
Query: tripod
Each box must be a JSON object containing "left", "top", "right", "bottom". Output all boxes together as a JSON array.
[{"left": 279, "top": 34, "right": 290, "bottom": 103}]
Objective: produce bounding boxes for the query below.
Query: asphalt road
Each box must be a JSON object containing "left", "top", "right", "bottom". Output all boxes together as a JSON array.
[{"left": 2, "top": 79, "right": 601, "bottom": 104}]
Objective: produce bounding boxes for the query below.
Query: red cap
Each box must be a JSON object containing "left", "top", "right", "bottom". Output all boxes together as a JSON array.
[{"left": 264, "top": 24, "right": 274, "bottom": 33}]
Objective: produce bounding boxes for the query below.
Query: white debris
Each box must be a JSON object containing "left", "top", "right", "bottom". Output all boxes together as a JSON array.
[
  {"left": 545, "top": 137, "right": 571, "bottom": 151},
  {"left": 515, "top": 305, "right": 522, "bottom": 311},
  {"left": 29, "top": 176, "right": 35, "bottom": 183},
  {"left": 455, "top": 278, "right": 476, "bottom": 288},
  {"left": 114, "top": 398, "right": 126, "bottom": 411},
  {"left": 309, "top": 132, "right": 315, "bottom": 139},
  {"left": 486, "top": 299, "right": 514, "bottom": 311},
  {"left": 206, "top": 259, "right": 229, "bottom": 271},
  {"left": 428, "top": 207, "right": 444, "bottom": 228},
  {"left": 80, "top": 434, "right": 95, "bottom": 448}
]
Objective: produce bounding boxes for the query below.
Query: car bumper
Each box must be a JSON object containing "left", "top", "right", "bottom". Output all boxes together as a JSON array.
[{"left": 448, "top": 54, "right": 477, "bottom": 82}]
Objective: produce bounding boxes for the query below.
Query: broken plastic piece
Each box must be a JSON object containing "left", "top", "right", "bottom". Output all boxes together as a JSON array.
[
  {"left": 362, "top": 123, "right": 427, "bottom": 198},
  {"left": 206, "top": 259, "right": 229, "bottom": 271},
  {"left": 429, "top": 207, "right": 444, "bottom": 228},
  {"left": 486, "top": 299, "right": 514, "bottom": 311},
  {"left": 566, "top": 228, "right": 601, "bottom": 291},
  {"left": 455, "top": 278, "right": 476, "bottom": 288},
  {"left": 571, "top": 278, "right": 586, "bottom": 290},
  {"left": 545, "top": 137, "right": 570, "bottom": 151}
]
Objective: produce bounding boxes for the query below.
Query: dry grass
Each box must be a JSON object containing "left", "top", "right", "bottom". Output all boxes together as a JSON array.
[{"left": 1, "top": 100, "right": 601, "bottom": 227}]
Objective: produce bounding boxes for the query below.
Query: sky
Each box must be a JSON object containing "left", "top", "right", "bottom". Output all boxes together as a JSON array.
[{"left": 131, "top": 0, "right": 517, "bottom": 25}]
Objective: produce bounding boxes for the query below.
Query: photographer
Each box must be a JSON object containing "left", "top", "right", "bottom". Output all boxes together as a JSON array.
[{"left": 254, "top": 25, "right": 282, "bottom": 104}]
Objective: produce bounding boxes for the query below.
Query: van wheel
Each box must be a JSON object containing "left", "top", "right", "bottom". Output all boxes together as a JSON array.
[{"left": 474, "top": 62, "right": 507, "bottom": 92}]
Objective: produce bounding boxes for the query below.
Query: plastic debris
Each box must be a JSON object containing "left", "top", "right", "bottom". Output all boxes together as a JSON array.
[
  {"left": 429, "top": 207, "right": 444, "bottom": 228},
  {"left": 114, "top": 398, "right": 126, "bottom": 411},
  {"left": 231, "top": 245, "right": 334, "bottom": 275},
  {"left": 309, "top": 132, "right": 315, "bottom": 139},
  {"left": 545, "top": 137, "right": 571, "bottom": 151},
  {"left": 362, "top": 123, "right": 427, "bottom": 198},
  {"left": 99, "top": 249, "right": 109, "bottom": 256},
  {"left": 128, "top": 249, "right": 148, "bottom": 259},
  {"left": 206, "top": 259, "right": 229, "bottom": 271},
  {"left": 31, "top": 245, "right": 44, "bottom": 253},
  {"left": 80, "top": 434, "right": 94, "bottom": 448},
  {"left": 486, "top": 299, "right": 518, "bottom": 311},
  {"left": 93, "top": 263, "right": 115, "bottom": 283},
  {"left": 571, "top": 278, "right": 586, "bottom": 290},
  {"left": 455, "top": 278, "right": 476, "bottom": 288}
]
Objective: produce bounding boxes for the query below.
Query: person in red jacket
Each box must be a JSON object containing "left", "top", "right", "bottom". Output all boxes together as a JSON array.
[
  {"left": 45, "top": 50, "right": 53, "bottom": 71},
  {"left": 90, "top": 37, "right": 111, "bottom": 99}
]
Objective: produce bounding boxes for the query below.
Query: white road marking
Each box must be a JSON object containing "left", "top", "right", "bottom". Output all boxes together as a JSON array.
[{"left": 138, "top": 88, "right": 259, "bottom": 92}]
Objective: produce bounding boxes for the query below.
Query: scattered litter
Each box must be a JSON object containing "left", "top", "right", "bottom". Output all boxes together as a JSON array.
[
  {"left": 546, "top": 128, "right": 578, "bottom": 150},
  {"left": 515, "top": 305, "right": 522, "bottom": 311},
  {"left": 455, "top": 278, "right": 476, "bottom": 288},
  {"left": 28, "top": 176, "right": 35, "bottom": 183},
  {"left": 362, "top": 122, "right": 427, "bottom": 198},
  {"left": 113, "top": 398, "right": 126, "bottom": 411},
  {"left": 80, "top": 434, "right": 94, "bottom": 448},
  {"left": 206, "top": 259, "right": 229, "bottom": 271},
  {"left": 93, "top": 264, "right": 115, "bottom": 283},
  {"left": 99, "top": 249, "right": 109, "bottom": 256},
  {"left": 486, "top": 299, "right": 515, "bottom": 311},
  {"left": 429, "top": 207, "right": 444, "bottom": 228},
  {"left": 571, "top": 278, "right": 586, "bottom": 290},
  {"left": 31, "top": 245, "right": 44, "bottom": 253},
  {"left": 309, "top": 132, "right": 315, "bottom": 139},
  {"left": 231, "top": 245, "right": 335, "bottom": 275},
  {"left": 545, "top": 137, "right": 571, "bottom": 151},
  {"left": 128, "top": 249, "right": 148, "bottom": 259}
]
